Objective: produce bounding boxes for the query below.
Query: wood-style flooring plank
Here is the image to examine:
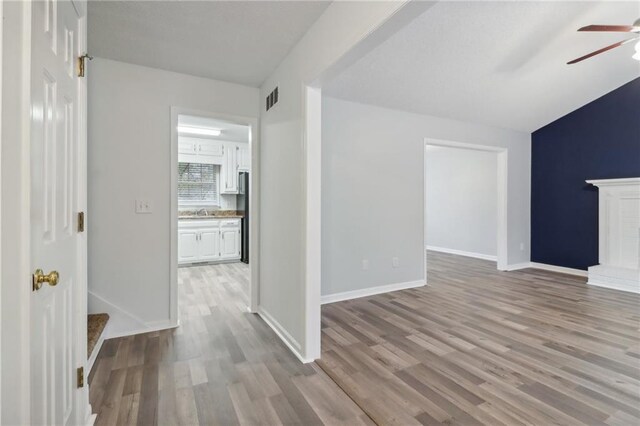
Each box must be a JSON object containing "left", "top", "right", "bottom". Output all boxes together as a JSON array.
[
  {"left": 89, "top": 262, "right": 368, "bottom": 425},
  {"left": 317, "top": 251, "right": 640, "bottom": 426}
]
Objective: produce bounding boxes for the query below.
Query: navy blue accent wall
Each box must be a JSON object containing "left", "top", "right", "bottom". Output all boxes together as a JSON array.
[{"left": 531, "top": 77, "right": 640, "bottom": 270}]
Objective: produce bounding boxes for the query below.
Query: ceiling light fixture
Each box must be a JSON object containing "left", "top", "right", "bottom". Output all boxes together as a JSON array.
[
  {"left": 633, "top": 39, "right": 640, "bottom": 61},
  {"left": 177, "top": 125, "right": 222, "bottom": 137}
]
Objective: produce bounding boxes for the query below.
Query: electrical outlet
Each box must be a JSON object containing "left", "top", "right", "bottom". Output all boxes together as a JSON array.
[
  {"left": 362, "top": 259, "right": 369, "bottom": 270},
  {"left": 520, "top": 242, "right": 525, "bottom": 251},
  {"left": 392, "top": 257, "right": 399, "bottom": 268},
  {"left": 135, "top": 199, "right": 152, "bottom": 214}
]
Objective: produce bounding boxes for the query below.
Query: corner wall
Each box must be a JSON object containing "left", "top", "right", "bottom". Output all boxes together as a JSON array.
[
  {"left": 532, "top": 77, "right": 640, "bottom": 270},
  {"left": 87, "top": 58, "right": 259, "bottom": 335},
  {"left": 321, "top": 97, "right": 531, "bottom": 298},
  {"left": 258, "top": 0, "right": 426, "bottom": 361}
]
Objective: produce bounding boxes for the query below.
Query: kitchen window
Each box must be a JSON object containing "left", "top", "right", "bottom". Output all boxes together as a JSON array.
[{"left": 178, "top": 162, "right": 220, "bottom": 206}]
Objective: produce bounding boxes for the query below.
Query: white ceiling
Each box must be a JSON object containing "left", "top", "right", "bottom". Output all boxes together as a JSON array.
[
  {"left": 88, "top": 1, "right": 330, "bottom": 87},
  {"left": 324, "top": 1, "right": 640, "bottom": 133},
  {"left": 178, "top": 115, "right": 249, "bottom": 143}
]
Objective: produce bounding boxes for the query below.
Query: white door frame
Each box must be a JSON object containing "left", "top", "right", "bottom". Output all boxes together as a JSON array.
[
  {"left": 424, "top": 138, "right": 508, "bottom": 274},
  {"left": 0, "top": 0, "right": 4, "bottom": 418},
  {"left": 170, "top": 107, "right": 260, "bottom": 319},
  {"left": 302, "top": 86, "right": 322, "bottom": 361}
]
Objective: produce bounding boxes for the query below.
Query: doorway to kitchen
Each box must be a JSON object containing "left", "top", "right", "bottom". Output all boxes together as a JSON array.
[{"left": 170, "top": 108, "right": 259, "bottom": 326}]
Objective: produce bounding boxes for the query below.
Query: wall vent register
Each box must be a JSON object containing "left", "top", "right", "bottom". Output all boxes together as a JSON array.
[
  {"left": 178, "top": 162, "right": 220, "bottom": 205},
  {"left": 266, "top": 86, "right": 279, "bottom": 111}
]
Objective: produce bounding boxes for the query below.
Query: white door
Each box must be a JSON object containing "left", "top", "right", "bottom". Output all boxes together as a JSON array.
[
  {"left": 199, "top": 228, "right": 221, "bottom": 261},
  {"left": 178, "top": 229, "right": 199, "bottom": 264},
  {"left": 30, "top": 0, "right": 82, "bottom": 424},
  {"left": 220, "top": 228, "right": 240, "bottom": 259}
]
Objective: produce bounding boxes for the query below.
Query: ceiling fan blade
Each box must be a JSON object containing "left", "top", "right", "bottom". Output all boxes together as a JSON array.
[
  {"left": 578, "top": 24, "right": 640, "bottom": 33},
  {"left": 567, "top": 37, "right": 639, "bottom": 64}
]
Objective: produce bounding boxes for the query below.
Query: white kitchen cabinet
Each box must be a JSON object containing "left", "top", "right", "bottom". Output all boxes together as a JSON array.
[
  {"left": 220, "top": 228, "right": 241, "bottom": 259},
  {"left": 178, "top": 137, "right": 224, "bottom": 165},
  {"left": 197, "top": 140, "right": 224, "bottom": 164},
  {"left": 221, "top": 143, "right": 239, "bottom": 194},
  {"left": 178, "top": 139, "right": 198, "bottom": 163},
  {"left": 198, "top": 228, "right": 221, "bottom": 261},
  {"left": 238, "top": 144, "right": 251, "bottom": 172},
  {"left": 177, "top": 229, "right": 199, "bottom": 263},
  {"left": 178, "top": 219, "right": 240, "bottom": 265}
]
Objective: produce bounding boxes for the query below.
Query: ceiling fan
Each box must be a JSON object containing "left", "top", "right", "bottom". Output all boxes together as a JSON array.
[{"left": 567, "top": 18, "right": 640, "bottom": 64}]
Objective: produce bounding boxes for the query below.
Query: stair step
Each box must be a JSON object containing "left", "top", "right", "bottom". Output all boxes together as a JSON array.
[{"left": 87, "top": 313, "right": 109, "bottom": 359}]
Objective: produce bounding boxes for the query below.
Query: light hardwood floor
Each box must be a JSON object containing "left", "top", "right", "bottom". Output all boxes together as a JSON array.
[
  {"left": 318, "top": 251, "right": 640, "bottom": 425},
  {"left": 89, "top": 263, "right": 371, "bottom": 425}
]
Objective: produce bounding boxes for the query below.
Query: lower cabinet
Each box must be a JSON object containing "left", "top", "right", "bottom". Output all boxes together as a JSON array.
[
  {"left": 220, "top": 228, "right": 241, "bottom": 259},
  {"left": 198, "top": 228, "right": 221, "bottom": 261},
  {"left": 178, "top": 219, "right": 241, "bottom": 265},
  {"left": 177, "top": 229, "right": 199, "bottom": 263}
]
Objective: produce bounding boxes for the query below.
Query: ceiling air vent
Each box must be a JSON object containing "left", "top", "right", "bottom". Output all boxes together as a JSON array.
[{"left": 266, "top": 86, "right": 279, "bottom": 111}]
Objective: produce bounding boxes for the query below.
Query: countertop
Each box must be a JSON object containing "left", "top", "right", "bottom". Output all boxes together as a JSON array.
[
  {"left": 178, "top": 215, "right": 243, "bottom": 220},
  {"left": 178, "top": 209, "right": 243, "bottom": 220}
]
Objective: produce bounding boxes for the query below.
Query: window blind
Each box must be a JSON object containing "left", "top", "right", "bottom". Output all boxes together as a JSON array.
[{"left": 178, "top": 162, "right": 219, "bottom": 205}]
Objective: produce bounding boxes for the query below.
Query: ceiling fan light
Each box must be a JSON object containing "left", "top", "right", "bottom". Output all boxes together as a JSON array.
[{"left": 634, "top": 40, "right": 640, "bottom": 61}]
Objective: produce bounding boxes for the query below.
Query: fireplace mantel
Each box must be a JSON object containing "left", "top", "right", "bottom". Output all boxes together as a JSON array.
[{"left": 586, "top": 177, "right": 640, "bottom": 293}]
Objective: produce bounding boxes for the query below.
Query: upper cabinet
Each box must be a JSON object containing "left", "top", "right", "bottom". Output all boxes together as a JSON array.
[
  {"left": 178, "top": 137, "right": 224, "bottom": 165},
  {"left": 222, "top": 143, "right": 239, "bottom": 194},
  {"left": 178, "top": 137, "right": 250, "bottom": 195},
  {"left": 238, "top": 145, "right": 251, "bottom": 172}
]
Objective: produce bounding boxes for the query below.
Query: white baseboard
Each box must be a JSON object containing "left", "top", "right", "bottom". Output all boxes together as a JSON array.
[
  {"left": 426, "top": 245, "right": 497, "bottom": 262},
  {"left": 257, "top": 307, "right": 313, "bottom": 364},
  {"left": 503, "top": 262, "right": 531, "bottom": 271},
  {"left": 88, "top": 290, "right": 178, "bottom": 339},
  {"left": 321, "top": 280, "right": 426, "bottom": 305},
  {"left": 530, "top": 262, "right": 587, "bottom": 277},
  {"left": 105, "top": 320, "right": 178, "bottom": 340},
  {"left": 503, "top": 261, "right": 587, "bottom": 277}
]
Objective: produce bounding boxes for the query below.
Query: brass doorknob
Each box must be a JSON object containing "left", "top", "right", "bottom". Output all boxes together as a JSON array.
[{"left": 32, "top": 269, "right": 59, "bottom": 291}]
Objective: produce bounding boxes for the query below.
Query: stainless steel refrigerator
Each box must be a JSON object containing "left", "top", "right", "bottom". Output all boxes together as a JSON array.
[{"left": 238, "top": 172, "right": 249, "bottom": 263}]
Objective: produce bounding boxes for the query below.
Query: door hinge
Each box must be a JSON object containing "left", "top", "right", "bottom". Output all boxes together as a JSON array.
[
  {"left": 77, "top": 53, "right": 93, "bottom": 78},
  {"left": 77, "top": 367, "right": 84, "bottom": 388},
  {"left": 77, "top": 212, "right": 85, "bottom": 233}
]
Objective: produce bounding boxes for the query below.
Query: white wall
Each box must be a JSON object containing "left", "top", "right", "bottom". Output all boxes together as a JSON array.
[
  {"left": 88, "top": 58, "right": 259, "bottom": 335},
  {"left": 259, "top": 0, "right": 423, "bottom": 361},
  {"left": 425, "top": 145, "right": 498, "bottom": 258},
  {"left": 321, "top": 97, "right": 531, "bottom": 297}
]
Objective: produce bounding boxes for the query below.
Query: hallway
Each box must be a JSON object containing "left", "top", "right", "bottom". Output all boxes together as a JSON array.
[{"left": 89, "top": 264, "right": 369, "bottom": 425}]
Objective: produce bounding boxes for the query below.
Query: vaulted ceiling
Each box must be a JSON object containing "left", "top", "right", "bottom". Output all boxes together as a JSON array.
[
  {"left": 88, "top": 1, "right": 330, "bottom": 87},
  {"left": 324, "top": 1, "right": 640, "bottom": 132}
]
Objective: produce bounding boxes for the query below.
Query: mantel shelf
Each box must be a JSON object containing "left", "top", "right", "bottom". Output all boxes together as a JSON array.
[{"left": 586, "top": 177, "right": 640, "bottom": 187}]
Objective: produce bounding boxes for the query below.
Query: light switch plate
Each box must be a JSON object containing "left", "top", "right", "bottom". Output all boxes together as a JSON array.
[
  {"left": 135, "top": 199, "right": 152, "bottom": 214},
  {"left": 392, "top": 257, "right": 399, "bottom": 268}
]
